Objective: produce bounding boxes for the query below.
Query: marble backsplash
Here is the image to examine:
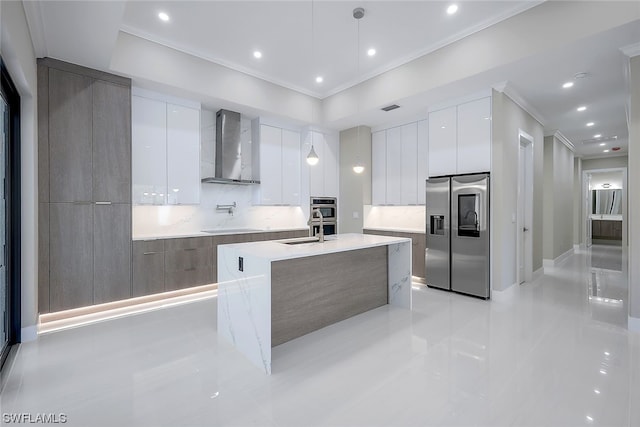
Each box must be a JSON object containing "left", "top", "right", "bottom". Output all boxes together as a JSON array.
[
  {"left": 363, "top": 205, "right": 426, "bottom": 233},
  {"left": 133, "top": 183, "right": 307, "bottom": 236}
]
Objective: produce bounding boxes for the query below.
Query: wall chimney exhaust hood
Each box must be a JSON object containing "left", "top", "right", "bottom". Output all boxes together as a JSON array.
[{"left": 201, "top": 109, "right": 260, "bottom": 185}]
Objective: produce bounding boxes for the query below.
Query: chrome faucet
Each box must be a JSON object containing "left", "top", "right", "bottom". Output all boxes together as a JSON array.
[{"left": 307, "top": 208, "right": 325, "bottom": 242}]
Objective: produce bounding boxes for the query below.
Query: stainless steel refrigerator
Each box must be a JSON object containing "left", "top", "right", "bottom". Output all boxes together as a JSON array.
[{"left": 425, "top": 173, "right": 490, "bottom": 299}]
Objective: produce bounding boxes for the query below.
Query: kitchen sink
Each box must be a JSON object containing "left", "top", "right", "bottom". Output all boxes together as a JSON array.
[{"left": 279, "top": 237, "right": 321, "bottom": 245}]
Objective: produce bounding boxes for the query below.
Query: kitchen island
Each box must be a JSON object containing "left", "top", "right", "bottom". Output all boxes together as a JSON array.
[{"left": 217, "top": 233, "right": 412, "bottom": 374}]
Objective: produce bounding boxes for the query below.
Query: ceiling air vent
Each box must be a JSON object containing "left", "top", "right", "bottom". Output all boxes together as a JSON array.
[{"left": 381, "top": 104, "right": 400, "bottom": 112}]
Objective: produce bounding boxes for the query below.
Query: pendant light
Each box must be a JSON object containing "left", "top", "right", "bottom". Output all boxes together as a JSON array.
[
  {"left": 306, "top": 0, "right": 319, "bottom": 166},
  {"left": 353, "top": 7, "right": 365, "bottom": 174}
]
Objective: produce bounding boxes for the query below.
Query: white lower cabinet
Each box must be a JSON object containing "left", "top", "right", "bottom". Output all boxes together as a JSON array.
[{"left": 255, "top": 124, "right": 300, "bottom": 205}]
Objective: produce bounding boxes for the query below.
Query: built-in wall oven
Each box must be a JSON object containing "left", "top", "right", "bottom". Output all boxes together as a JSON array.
[{"left": 310, "top": 197, "right": 337, "bottom": 236}]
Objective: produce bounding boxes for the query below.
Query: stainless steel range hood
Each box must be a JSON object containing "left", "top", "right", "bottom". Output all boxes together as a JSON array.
[{"left": 201, "top": 109, "right": 259, "bottom": 185}]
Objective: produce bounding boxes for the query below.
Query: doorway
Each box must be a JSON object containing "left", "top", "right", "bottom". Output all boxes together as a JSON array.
[
  {"left": 582, "top": 168, "right": 627, "bottom": 248},
  {"left": 517, "top": 131, "right": 533, "bottom": 284},
  {"left": 1, "top": 58, "right": 21, "bottom": 371}
]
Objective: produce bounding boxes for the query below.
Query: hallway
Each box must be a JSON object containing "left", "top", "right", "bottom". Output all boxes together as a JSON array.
[{"left": 1, "top": 245, "right": 638, "bottom": 426}]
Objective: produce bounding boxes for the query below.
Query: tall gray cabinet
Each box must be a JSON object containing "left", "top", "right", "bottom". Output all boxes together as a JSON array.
[{"left": 38, "top": 58, "right": 132, "bottom": 313}]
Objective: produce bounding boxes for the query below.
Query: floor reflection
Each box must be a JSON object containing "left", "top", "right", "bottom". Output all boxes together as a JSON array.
[{"left": 587, "top": 244, "right": 627, "bottom": 327}]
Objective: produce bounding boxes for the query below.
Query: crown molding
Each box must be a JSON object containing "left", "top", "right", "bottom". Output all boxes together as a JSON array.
[
  {"left": 22, "top": 0, "right": 48, "bottom": 58},
  {"left": 492, "top": 81, "right": 546, "bottom": 126},
  {"left": 552, "top": 130, "right": 576, "bottom": 153},
  {"left": 620, "top": 42, "right": 640, "bottom": 58}
]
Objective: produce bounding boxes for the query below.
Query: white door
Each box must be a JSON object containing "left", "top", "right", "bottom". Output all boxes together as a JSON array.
[{"left": 518, "top": 144, "right": 527, "bottom": 284}]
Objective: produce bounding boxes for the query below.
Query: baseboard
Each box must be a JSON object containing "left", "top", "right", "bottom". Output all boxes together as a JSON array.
[
  {"left": 555, "top": 247, "right": 574, "bottom": 265},
  {"left": 492, "top": 282, "right": 520, "bottom": 302},
  {"left": 629, "top": 316, "right": 640, "bottom": 333},
  {"left": 20, "top": 325, "right": 37, "bottom": 342},
  {"left": 573, "top": 244, "right": 581, "bottom": 252},
  {"left": 532, "top": 267, "right": 544, "bottom": 282},
  {"left": 543, "top": 248, "right": 575, "bottom": 272}
]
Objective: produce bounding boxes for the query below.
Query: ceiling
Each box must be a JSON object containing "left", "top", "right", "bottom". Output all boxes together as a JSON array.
[{"left": 23, "top": 1, "right": 640, "bottom": 159}]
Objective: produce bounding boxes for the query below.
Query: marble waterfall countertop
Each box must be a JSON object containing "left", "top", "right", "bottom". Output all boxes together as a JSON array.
[
  {"left": 217, "top": 232, "right": 412, "bottom": 261},
  {"left": 217, "top": 233, "right": 413, "bottom": 374}
]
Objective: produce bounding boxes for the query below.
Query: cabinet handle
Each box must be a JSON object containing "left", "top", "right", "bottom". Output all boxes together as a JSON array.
[
  {"left": 184, "top": 248, "right": 197, "bottom": 252},
  {"left": 143, "top": 251, "right": 160, "bottom": 255},
  {"left": 95, "top": 201, "right": 112, "bottom": 205},
  {"left": 73, "top": 201, "right": 92, "bottom": 205},
  {"left": 184, "top": 267, "right": 196, "bottom": 271}
]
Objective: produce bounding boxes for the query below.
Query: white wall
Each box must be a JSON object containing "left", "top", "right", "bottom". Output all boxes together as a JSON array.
[
  {"left": 582, "top": 156, "right": 628, "bottom": 171},
  {"left": 338, "top": 126, "right": 371, "bottom": 233},
  {"left": 543, "top": 136, "right": 575, "bottom": 260},
  {"left": 1, "top": 0, "right": 38, "bottom": 340},
  {"left": 628, "top": 55, "right": 640, "bottom": 324},
  {"left": 491, "top": 90, "right": 544, "bottom": 291}
]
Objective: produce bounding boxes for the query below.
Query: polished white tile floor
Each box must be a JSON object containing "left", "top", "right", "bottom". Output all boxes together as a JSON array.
[{"left": 1, "top": 244, "right": 639, "bottom": 426}]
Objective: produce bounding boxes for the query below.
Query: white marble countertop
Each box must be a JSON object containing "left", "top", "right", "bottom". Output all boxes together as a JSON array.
[
  {"left": 219, "top": 233, "right": 411, "bottom": 261},
  {"left": 590, "top": 215, "right": 623, "bottom": 221},
  {"left": 363, "top": 226, "right": 425, "bottom": 234},
  {"left": 133, "top": 227, "right": 309, "bottom": 241}
]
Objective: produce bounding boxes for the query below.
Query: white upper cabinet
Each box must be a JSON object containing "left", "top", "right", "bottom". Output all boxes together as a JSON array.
[
  {"left": 385, "top": 126, "right": 402, "bottom": 205},
  {"left": 428, "top": 106, "right": 457, "bottom": 177},
  {"left": 400, "top": 123, "right": 418, "bottom": 205},
  {"left": 456, "top": 97, "right": 491, "bottom": 174},
  {"left": 132, "top": 92, "right": 200, "bottom": 205},
  {"left": 371, "top": 121, "right": 424, "bottom": 205},
  {"left": 132, "top": 96, "right": 167, "bottom": 205},
  {"left": 371, "top": 131, "right": 386, "bottom": 205},
  {"left": 167, "top": 104, "right": 200, "bottom": 204},
  {"left": 281, "top": 129, "right": 301, "bottom": 205},
  {"left": 428, "top": 95, "right": 492, "bottom": 176},
  {"left": 417, "top": 120, "right": 429, "bottom": 204},
  {"left": 306, "top": 130, "right": 338, "bottom": 198},
  {"left": 254, "top": 124, "right": 300, "bottom": 205}
]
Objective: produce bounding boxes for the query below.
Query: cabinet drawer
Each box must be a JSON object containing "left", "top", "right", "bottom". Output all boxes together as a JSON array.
[
  {"left": 165, "top": 267, "right": 213, "bottom": 290},
  {"left": 132, "top": 240, "right": 165, "bottom": 297},
  {"left": 164, "top": 236, "right": 212, "bottom": 251},
  {"left": 165, "top": 247, "right": 213, "bottom": 271}
]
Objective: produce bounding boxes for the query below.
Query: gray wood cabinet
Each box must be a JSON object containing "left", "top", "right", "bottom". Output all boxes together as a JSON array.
[
  {"left": 592, "top": 220, "right": 622, "bottom": 241},
  {"left": 94, "top": 204, "right": 132, "bottom": 304},
  {"left": 49, "top": 203, "right": 94, "bottom": 312},
  {"left": 48, "top": 68, "right": 93, "bottom": 203},
  {"left": 132, "top": 240, "right": 165, "bottom": 297},
  {"left": 38, "top": 58, "right": 132, "bottom": 313},
  {"left": 165, "top": 237, "right": 214, "bottom": 291},
  {"left": 363, "top": 229, "right": 425, "bottom": 278},
  {"left": 92, "top": 81, "right": 132, "bottom": 203}
]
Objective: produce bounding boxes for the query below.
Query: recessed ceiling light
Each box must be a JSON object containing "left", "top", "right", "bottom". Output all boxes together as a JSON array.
[
  {"left": 594, "top": 134, "right": 601, "bottom": 138},
  {"left": 253, "top": 51, "right": 262, "bottom": 59},
  {"left": 594, "top": 389, "right": 601, "bottom": 394},
  {"left": 315, "top": 76, "right": 323, "bottom": 83},
  {"left": 367, "top": 48, "right": 376, "bottom": 57},
  {"left": 577, "top": 106, "right": 587, "bottom": 112},
  {"left": 599, "top": 143, "right": 606, "bottom": 146},
  {"left": 447, "top": 4, "right": 459, "bottom": 15},
  {"left": 586, "top": 122, "right": 595, "bottom": 127},
  {"left": 158, "top": 12, "right": 170, "bottom": 22},
  {"left": 603, "top": 150, "right": 610, "bottom": 153},
  {"left": 441, "top": 126, "right": 446, "bottom": 129},
  {"left": 562, "top": 81, "right": 574, "bottom": 89}
]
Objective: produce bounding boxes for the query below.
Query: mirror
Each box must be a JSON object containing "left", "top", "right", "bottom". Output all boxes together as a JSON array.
[{"left": 592, "top": 189, "right": 622, "bottom": 215}]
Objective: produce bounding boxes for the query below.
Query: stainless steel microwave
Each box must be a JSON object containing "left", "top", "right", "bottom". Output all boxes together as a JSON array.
[{"left": 310, "top": 197, "right": 337, "bottom": 221}]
